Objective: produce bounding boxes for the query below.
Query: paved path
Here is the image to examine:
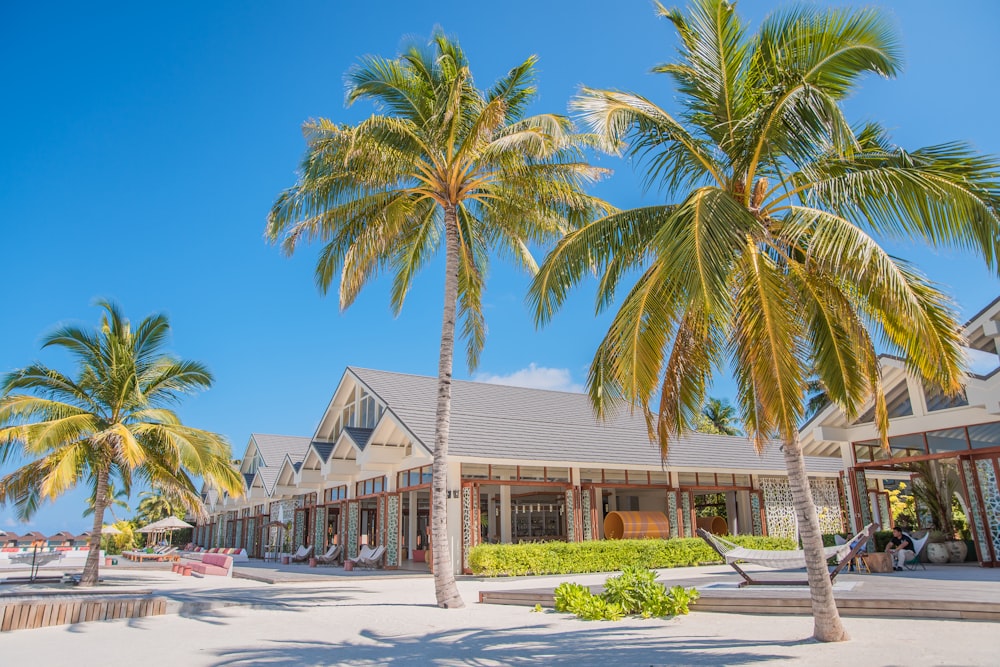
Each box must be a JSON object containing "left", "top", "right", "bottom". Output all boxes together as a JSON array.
[{"left": 2, "top": 566, "right": 997, "bottom": 665}]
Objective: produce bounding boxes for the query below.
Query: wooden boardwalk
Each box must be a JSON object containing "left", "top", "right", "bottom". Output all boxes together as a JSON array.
[
  {"left": 0, "top": 589, "right": 165, "bottom": 632},
  {"left": 479, "top": 564, "right": 1000, "bottom": 621}
]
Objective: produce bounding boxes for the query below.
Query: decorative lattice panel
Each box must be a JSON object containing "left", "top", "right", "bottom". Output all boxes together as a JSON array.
[
  {"left": 314, "top": 507, "right": 328, "bottom": 553},
  {"left": 293, "top": 510, "right": 306, "bottom": 549},
  {"left": 812, "top": 478, "right": 845, "bottom": 535},
  {"left": 247, "top": 517, "right": 257, "bottom": 555},
  {"left": 666, "top": 491, "right": 679, "bottom": 538},
  {"left": 347, "top": 502, "right": 359, "bottom": 559},
  {"left": 377, "top": 495, "right": 387, "bottom": 551},
  {"left": 565, "top": 489, "right": 576, "bottom": 542},
  {"left": 234, "top": 520, "right": 243, "bottom": 551},
  {"left": 581, "top": 489, "right": 593, "bottom": 541},
  {"left": 386, "top": 494, "right": 400, "bottom": 568},
  {"left": 976, "top": 460, "right": 1000, "bottom": 561},
  {"left": 681, "top": 492, "right": 692, "bottom": 538},
  {"left": 853, "top": 469, "right": 872, "bottom": 532},
  {"left": 761, "top": 476, "right": 844, "bottom": 541},
  {"left": 760, "top": 476, "right": 797, "bottom": 540},
  {"left": 750, "top": 494, "right": 763, "bottom": 535},
  {"left": 461, "top": 487, "right": 473, "bottom": 572},
  {"left": 963, "top": 460, "right": 989, "bottom": 560}
]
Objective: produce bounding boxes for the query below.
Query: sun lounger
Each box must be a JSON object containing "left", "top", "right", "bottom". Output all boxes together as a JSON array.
[
  {"left": 315, "top": 544, "right": 342, "bottom": 565},
  {"left": 290, "top": 544, "right": 313, "bottom": 563},
  {"left": 698, "top": 524, "right": 875, "bottom": 587},
  {"left": 346, "top": 544, "right": 385, "bottom": 569}
]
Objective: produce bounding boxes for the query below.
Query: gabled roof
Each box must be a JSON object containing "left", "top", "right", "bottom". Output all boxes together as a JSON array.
[
  {"left": 309, "top": 441, "right": 335, "bottom": 463},
  {"left": 348, "top": 367, "right": 840, "bottom": 473},
  {"left": 343, "top": 426, "right": 374, "bottom": 451},
  {"left": 249, "top": 434, "right": 311, "bottom": 468}
]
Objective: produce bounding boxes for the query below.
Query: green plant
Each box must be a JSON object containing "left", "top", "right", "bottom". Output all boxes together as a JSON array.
[
  {"left": 469, "top": 535, "right": 795, "bottom": 577},
  {"left": 553, "top": 567, "right": 698, "bottom": 621}
]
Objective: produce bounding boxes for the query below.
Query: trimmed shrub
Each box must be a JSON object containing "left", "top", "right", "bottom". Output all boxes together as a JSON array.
[
  {"left": 469, "top": 535, "right": 796, "bottom": 577},
  {"left": 553, "top": 566, "right": 700, "bottom": 620},
  {"left": 823, "top": 530, "right": 893, "bottom": 552}
]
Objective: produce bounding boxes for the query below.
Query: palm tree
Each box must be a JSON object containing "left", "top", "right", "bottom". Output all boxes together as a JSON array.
[
  {"left": 267, "top": 32, "right": 609, "bottom": 608},
  {"left": 530, "top": 0, "right": 1000, "bottom": 642},
  {"left": 0, "top": 301, "right": 244, "bottom": 586},
  {"left": 83, "top": 478, "right": 130, "bottom": 522},
  {"left": 702, "top": 397, "right": 740, "bottom": 435},
  {"left": 135, "top": 488, "right": 184, "bottom": 524}
]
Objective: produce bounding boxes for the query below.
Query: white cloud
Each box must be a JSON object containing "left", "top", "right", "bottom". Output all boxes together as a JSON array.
[{"left": 474, "top": 363, "right": 584, "bottom": 393}]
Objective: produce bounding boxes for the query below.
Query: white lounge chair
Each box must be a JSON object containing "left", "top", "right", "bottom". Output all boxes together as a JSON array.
[
  {"left": 902, "top": 532, "right": 930, "bottom": 571},
  {"left": 315, "top": 544, "right": 342, "bottom": 565},
  {"left": 354, "top": 544, "right": 385, "bottom": 569},
  {"left": 290, "top": 544, "right": 313, "bottom": 563}
]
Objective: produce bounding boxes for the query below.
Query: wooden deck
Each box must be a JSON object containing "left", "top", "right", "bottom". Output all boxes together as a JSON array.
[
  {"left": 478, "top": 564, "right": 1000, "bottom": 622},
  {"left": 0, "top": 589, "right": 165, "bottom": 632}
]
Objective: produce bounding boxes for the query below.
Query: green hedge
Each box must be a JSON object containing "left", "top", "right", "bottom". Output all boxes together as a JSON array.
[
  {"left": 822, "top": 531, "right": 894, "bottom": 552},
  {"left": 468, "top": 535, "right": 796, "bottom": 577}
]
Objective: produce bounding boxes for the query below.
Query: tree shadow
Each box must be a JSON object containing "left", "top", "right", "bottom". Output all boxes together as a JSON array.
[{"left": 206, "top": 623, "right": 812, "bottom": 666}]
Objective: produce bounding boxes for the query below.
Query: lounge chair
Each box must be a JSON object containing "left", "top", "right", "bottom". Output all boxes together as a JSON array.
[
  {"left": 698, "top": 524, "right": 875, "bottom": 588},
  {"left": 315, "top": 544, "right": 342, "bottom": 565},
  {"left": 352, "top": 544, "right": 386, "bottom": 569},
  {"left": 290, "top": 545, "right": 313, "bottom": 563},
  {"left": 902, "top": 532, "right": 930, "bottom": 571}
]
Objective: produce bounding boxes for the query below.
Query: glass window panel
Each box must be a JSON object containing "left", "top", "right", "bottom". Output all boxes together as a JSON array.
[
  {"left": 926, "top": 428, "right": 968, "bottom": 453},
  {"left": 603, "top": 469, "right": 627, "bottom": 483},
  {"left": 490, "top": 465, "right": 517, "bottom": 480},
  {"left": 853, "top": 382, "right": 912, "bottom": 424},
  {"left": 923, "top": 382, "right": 969, "bottom": 412},
  {"left": 677, "top": 472, "right": 697, "bottom": 486},
  {"left": 889, "top": 434, "right": 927, "bottom": 453},
  {"left": 648, "top": 471, "right": 669, "bottom": 484},
  {"left": 854, "top": 443, "right": 874, "bottom": 462},
  {"left": 546, "top": 467, "right": 569, "bottom": 482},
  {"left": 519, "top": 466, "right": 546, "bottom": 481},
  {"left": 968, "top": 422, "right": 1000, "bottom": 450},
  {"left": 580, "top": 468, "right": 603, "bottom": 483},
  {"left": 462, "top": 464, "right": 489, "bottom": 479}
]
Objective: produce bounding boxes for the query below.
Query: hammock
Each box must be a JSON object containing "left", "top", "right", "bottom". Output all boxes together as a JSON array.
[{"left": 698, "top": 524, "right": 875, "bottom": 587}]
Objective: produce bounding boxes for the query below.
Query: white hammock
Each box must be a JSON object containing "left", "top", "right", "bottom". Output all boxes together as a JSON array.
[{"left": 705, "top": 525, "right": 873, "bottom": 570}]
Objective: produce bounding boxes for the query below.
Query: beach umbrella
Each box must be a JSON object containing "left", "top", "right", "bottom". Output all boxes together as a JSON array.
[
  {"left": 138, "top": 516, "right": 193, "bottom": 545},
  {"left": 101, "top": 525, "right": 123, "bottom": 536}
]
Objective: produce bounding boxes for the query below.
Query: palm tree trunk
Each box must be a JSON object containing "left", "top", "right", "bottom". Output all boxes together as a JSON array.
[
  {"left": 79, "top": 468, "right": 110, "bottom": 587},
  {"left": 782, "top": 433, "right": 848, "bottom": 642},
  {"left": 431, "top": 204, "right": 465, "bottom": 608}
]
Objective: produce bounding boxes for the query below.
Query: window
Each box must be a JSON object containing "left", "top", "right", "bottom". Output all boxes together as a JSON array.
[
  {"left": 324, "top": 486, "right": 347, "bottom": 502},
  {"left": 355, "top": 476, "right": 386, "bottom": 497},
  {"left": 968, "top": 422, "right": 1000, "bottom": 450},
  {"left": 926, "top": 428, "right": 968, "bottom": 454},
  {"left": 398, "top": 466, "right": 432, "bottom": 488},
  {"left": 923, "top": 382, "right": 969, "bottom": 412}
]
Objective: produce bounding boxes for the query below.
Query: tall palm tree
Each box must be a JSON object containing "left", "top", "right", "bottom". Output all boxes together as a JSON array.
[
  {"left": 83, "top": 478, "right": 130, "bottom": 522},
  {"left": 530, "top": 0, "right": 1000, "bottom": 641},
  {"left": 0, "top": 301, "right": 244, "bottom": 586},
  {"left": 702, "top": 397, "right": 740, "bottom": 435},
  {"left": 267, "top": 32, "right": 609, "bottom": 608},
  {"left": 136, "top": 488, "right": 184, "bottom": 524}
]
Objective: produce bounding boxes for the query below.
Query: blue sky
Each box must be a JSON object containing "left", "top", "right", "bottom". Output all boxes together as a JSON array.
[{"left": 2, "top": 0, "right": 999, "bottom": 533}]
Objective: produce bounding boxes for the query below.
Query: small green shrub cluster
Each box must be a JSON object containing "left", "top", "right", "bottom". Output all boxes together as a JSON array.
[
  {"left": 469, "top": 535, "right": 795, "bottom": 577},
  {"left": 823, "top": 530, "right": 894, "bottom": 552},
  {"left": 553, "top": 566, "right": 700, "bottom": 621}
]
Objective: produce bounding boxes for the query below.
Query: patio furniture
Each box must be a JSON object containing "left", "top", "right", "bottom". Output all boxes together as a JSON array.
[
  {"left": 903, "top": 532, "right": 930, "bottom": 571},
  {"left": 352, "top": 545, "right": 386, "bottom": 569},
  {"left": 698, "top": 523, "right": 875, "bottom": 587},
  {"left": 290, "top": 545, "right": 313, "bottom": 563},
  {"left": 834, "top": 534, "right": 870, "bottom": 574},
  {"left": 315, "top": 544, "right": 342, "bottom": 565},
  {"left": 345, "top": 545, "right": 375, "bottom": 569}
]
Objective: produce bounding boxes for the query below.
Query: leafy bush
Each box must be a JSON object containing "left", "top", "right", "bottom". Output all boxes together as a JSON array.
[
  {"left": 469, "top": 535, "right": 795, "bottom": 577},
  {"left": 553, "top": 566, "right": 699, "bottom": 621},
  {"left": 823, "top": 530, "right": 894, "bottom": 552}
]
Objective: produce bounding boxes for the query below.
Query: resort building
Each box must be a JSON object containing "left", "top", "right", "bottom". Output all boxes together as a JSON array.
[
  {"left": 801, "top": 296, "right": 1000, "bottom": 568},
  {"left": 195, "top": 297, "right": 1000, "bottom": 573},
  {"left": 196, "top": 368, "right": 845, "bottom": 574}
]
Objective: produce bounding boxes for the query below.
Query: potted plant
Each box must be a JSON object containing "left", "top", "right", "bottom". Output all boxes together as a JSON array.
[{"left": 909, "top": 461, "right": 967, "bottom": 563}]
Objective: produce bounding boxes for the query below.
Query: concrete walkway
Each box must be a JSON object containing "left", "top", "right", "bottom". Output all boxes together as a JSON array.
[{"left": 1, "top": 565, "right": 996, "bottom": 665}]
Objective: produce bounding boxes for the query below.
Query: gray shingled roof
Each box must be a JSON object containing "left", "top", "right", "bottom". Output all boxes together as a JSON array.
[
  {"left": 343, "top": 427, "right": 374, "bottom": 450},
  {"left": 350, "top": 367, "right": 841, "bottom": 474},
  {"left": 310, "top": 441, "right": 335, "bottom": 462},
  {"left": 250, "top": 434, "right": 311, "bottom": 468}
]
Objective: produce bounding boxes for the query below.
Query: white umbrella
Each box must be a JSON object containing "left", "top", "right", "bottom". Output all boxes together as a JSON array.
[{"left": 101, "top": 525, "right": 123, "bottom": 536}]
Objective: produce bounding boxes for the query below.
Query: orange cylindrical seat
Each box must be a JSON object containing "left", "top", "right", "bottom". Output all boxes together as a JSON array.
[
  {"left": 696, "top": 516, "right": 728, "bottom": 535},
  {"left": 603, "top": 511, "right": 671, "bottom": 540}
]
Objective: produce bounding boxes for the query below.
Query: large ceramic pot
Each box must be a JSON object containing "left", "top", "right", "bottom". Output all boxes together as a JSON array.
[
  {"left": 926, "top": 542, "right": 950, "bottom": 564},
  {"left": 945, "top": 540, "right": 968, "bottom": 563}
]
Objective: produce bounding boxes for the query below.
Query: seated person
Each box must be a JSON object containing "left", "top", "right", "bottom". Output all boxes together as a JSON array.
[{"left": 885, "top": 526, "right": 914, "bottom": 571}]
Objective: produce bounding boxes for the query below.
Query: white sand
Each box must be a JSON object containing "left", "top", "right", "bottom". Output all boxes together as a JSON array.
[{"left": 2, "top": 569, "right": 996, "bottom": 666}]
